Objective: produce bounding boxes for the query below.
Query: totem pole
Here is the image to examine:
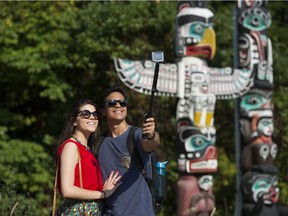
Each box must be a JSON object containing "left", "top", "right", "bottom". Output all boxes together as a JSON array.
[
  {"left": 114, "top": 1, "right": 255, "bottom": 215},
  {"left": 236, "top": 1, "right": 280, "bottom": 215},
  {"left": 173, "top": 2, "right": 253, "bottom": 215}
]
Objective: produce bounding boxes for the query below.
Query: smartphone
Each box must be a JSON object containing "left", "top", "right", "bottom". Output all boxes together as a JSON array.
[{"left": 151, "top": 51, "right": 164, "bottom": 62}]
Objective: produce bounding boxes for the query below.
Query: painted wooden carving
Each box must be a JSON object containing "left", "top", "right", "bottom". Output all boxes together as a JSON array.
[{"left": 236, "top": 0, "right": 280, "bottom": 215}]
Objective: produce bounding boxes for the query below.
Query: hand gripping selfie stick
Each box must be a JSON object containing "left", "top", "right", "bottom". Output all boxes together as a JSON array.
[{"left": 142, "top": 51, "right": 164, "bottom": 139}]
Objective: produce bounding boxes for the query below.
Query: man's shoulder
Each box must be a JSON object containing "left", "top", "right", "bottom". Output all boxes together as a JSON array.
[{"left": 129, "top": 125, "right": 142, "bottom": 135}]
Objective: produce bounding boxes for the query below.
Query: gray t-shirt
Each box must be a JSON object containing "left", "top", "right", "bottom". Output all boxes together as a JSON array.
[{"left": 97, "top": 126, "right": 154, "bottom": 216}]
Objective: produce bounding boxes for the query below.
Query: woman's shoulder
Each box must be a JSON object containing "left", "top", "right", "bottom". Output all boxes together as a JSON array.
[
  {"left": 63, "top": 140, "right": 78, "bottom": 148},
  {"left": 58, "top": 139, "right": 78, "bottom": 154}
]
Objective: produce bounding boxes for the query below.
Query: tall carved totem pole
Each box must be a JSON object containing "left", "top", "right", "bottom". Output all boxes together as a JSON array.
[
  {"left": 113, "top": 1, "right": 280, "bottom": 215},
  {"left": 236, "top": 1, "right": 280, "bottom": 215}
]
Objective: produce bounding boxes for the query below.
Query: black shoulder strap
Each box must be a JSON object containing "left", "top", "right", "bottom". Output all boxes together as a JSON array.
[
  {"left": 127, "top": 126, "right": 138, "bottom": 154},
  {"left": 127, "top": 127, "right": 146, "bottom": 176}
]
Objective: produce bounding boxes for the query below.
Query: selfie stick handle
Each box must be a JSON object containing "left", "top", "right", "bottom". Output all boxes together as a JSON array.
[
  {"left": 148, "top": 62, "right": 160, "bottom": 115},
  {"left": 142, "top": 62, "right": 160, "bottom": 139}
]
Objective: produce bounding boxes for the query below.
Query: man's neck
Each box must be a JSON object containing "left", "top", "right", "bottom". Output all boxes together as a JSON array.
[{"left": 108, "top": 120, "right": 129, "bottom": 138}]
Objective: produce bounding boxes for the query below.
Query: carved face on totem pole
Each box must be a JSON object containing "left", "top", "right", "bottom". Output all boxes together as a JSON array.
[
  {"left": 240, "top": 88, "right": 273, "bottom": 119},
  {"left": 257, "top": 117, "right": 274, "bottom": 137},
  {"left": 241, "top": 114, "right": 274, "bottom": 144},
  {"left": 242, "top": 166, "right": 279, "bottom": 205},
  {"left": 177, "top": 118, "right": 217, "bottom": 174},
  {"left": 175, "top": 2, "right": 216, "bottom": 60}
]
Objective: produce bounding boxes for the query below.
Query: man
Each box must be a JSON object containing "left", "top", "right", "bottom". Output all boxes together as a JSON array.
[{"left": 97, "top": 86, "right": 160, "bottom": 216}]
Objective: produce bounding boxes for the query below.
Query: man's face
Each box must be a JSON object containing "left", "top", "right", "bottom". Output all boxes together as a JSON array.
[{"left": 103, "top": 91, "right": 127, "bottom": 122}]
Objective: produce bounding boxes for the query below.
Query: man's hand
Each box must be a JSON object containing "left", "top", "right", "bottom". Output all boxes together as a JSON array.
[
  {"left": 142, "top": 117, "right": 156, "bottom": 139},
  {"left": 141, "top": 117, "right": 160, "bottom": 152}
]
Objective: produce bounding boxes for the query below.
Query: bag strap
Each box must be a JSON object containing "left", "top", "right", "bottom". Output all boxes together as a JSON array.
[
  {"left": 52, "top": 158, "right": 59, "bottom": 216},
  {"left": 127, "top": 126, "right": 138, "bottom": 154},
  {"left": 51, "top": 145, "right": 87, "bottom": 216},
  {"left": 128, "top": 127, "right": 148, "bottom": 178},
  {"left": 76, "top": 147, "right": 88, "bottom": 215}
]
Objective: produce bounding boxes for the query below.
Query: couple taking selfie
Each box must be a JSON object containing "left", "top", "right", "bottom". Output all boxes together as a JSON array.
[{"left": 52, "top": 86, "right": 160, "bottom": 216}]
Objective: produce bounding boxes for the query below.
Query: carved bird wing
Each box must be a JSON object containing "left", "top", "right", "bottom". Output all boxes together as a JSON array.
[
  {"left": 208, "top": 67, "right": 254, "bottom": 99},
  {"left": 114, "top": 58, "right": 178, "bottom": 97}
]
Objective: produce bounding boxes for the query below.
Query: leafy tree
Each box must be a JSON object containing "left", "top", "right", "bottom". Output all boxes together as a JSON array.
[{"left": 0, "top": 129, "right": 53, "bottom": 215}]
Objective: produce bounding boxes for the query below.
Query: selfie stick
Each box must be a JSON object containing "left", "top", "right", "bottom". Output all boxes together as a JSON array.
[{"left": 142, "top": 51, "right": 164, "bottom": 139}]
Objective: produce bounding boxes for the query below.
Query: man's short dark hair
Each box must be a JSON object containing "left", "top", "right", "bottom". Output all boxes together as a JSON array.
[{"left": 101, "top": 86, "right": 127, "bottom": 107}]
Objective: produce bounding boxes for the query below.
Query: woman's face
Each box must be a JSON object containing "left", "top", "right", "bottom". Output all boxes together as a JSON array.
[{"left": 74, "top": 104, "right": 99, "bottom": 134}]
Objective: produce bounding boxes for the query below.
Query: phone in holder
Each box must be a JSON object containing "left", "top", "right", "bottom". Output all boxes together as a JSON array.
[{"left": 151, "top": 51, "right": 164, "bottom": 63}]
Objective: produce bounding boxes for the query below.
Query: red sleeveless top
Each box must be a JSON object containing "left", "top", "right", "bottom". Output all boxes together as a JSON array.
[{"left": 57, "top": 139, "right": 103, "bottom": 195}]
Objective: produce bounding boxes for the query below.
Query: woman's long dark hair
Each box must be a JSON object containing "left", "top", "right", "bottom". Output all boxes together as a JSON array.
[{"left": 56, "top": 99, "right": 101, "bottom": 154}]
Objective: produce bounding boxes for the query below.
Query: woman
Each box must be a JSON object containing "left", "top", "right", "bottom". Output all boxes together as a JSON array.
[{"left": 55, "top": 99, "right": 121, "bottom": 215}]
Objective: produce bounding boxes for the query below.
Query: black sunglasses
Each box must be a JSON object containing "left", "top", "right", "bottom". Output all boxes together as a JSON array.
[
  {"left": 77, "top": 110, "right": 100, "bottom": 119},
  {"left": 105, "top": 99, "right": 128, "bottom": 107}
]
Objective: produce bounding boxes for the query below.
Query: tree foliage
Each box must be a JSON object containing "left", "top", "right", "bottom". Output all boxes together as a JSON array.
[{"left": 0, "top": 1, "right": 287, "bottom": 215}]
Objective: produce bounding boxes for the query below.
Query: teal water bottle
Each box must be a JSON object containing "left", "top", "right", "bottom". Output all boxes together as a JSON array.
[
  {"left": 156, "top": 161, "right": 168, "bottom": 176},
  {"left": 155, "top": 161, "right": 168, "bottom": 204}
]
